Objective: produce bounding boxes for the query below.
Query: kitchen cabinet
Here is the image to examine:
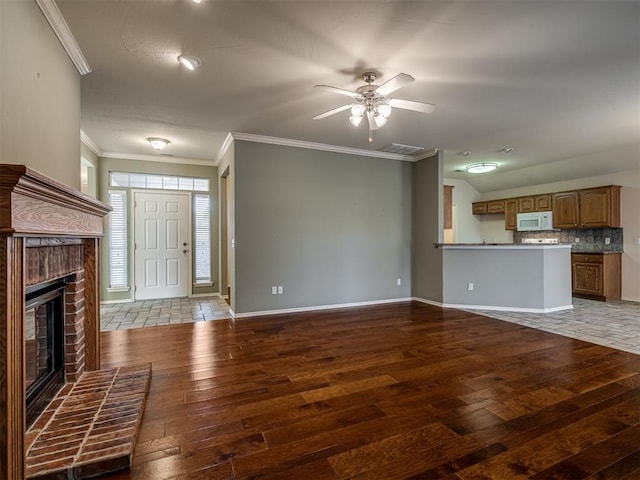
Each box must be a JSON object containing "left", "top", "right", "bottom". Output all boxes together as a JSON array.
[
  {"left": 505, "top": 199, "right": 518, "bottom": 230},
  {"left": 444, "top": 185, "right": 454, "bottom": 229},
  {"left": 518, "top": 196, "right": 535, "bottom": 213},
  {"left": 472, "top": 200, "right": 504, "bottom": 215},
  {"left": 534, "top": 194, "right": 552, "bottom": 211},
  {"left": 553, "top": 191, "right": 580, "bottom": 228},
  {"left": 571, "top": 253, "right": 621, "bottom": 301},
  {"left": 472, "top": 185, "right": 620, "bottom": 230},
  {"left": 554, "top": 186, "right": 621, "bottom": 229},
  {"left": 579, "top": 186, "right": 621, "bottom": 228},
  {"left": 472, "top": 202, "right": 487, "bottom": 215}
]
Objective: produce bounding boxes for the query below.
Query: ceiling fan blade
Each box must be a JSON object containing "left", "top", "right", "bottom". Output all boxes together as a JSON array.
[
  {"left": 388, "top": 98, "right": 436, "bottom": 113},
  {"left": 313, "top": 84, "right": 360, "bottom": 98},
  {"left": 312, "top": 104, "right": 352, "bottom": 120},
  {"left": 375, "top": 73, "right": 415, "bottom": 96}
]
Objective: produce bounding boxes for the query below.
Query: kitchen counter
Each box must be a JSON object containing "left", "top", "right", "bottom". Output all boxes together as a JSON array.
[{"left": 439, "top": 243, "right": 573, "bottom": 313}]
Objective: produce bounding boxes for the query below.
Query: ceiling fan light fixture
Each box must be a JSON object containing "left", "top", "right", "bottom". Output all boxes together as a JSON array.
[
  {"left": 351, "top": 104, "right": 365, "bottom": 117},
  {"left": 377, "top": 103, "right": 392, "bottom": 118},
  {"left": 374, "top": 114, "right": 387, "bottom": 128},
  {"left": 177, "top": 55, "right": 202, "bottom": 70},
  {"left": 349, "top": 115, "right": 363, "bottom": 127},
  {"left": 147, "top": 137, "right": 170, "bottom": 151},
  {"left": 465, "top": 162, "right": 498, "bottom": 174}
]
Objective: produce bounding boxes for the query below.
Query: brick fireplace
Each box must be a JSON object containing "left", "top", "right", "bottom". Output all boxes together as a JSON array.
[{"left": 0, "top": 165, "right": 110, "bottom": 479}]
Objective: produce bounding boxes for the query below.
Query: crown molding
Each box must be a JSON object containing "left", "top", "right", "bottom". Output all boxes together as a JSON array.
[
  {"left": 214, "top": 132, "right": 234, "bottom": 167},
  {"left": 80, "top": 130, "right": 102, "bottom": 156},
  {"left": 35, "top": 0, "right": 91, "bottom": 75},
  {"left": 230, "top": 132, "right": 416, "bottom": 162},
  {"left": 100, "top": 152, "right": 216, "bottom": 167}
]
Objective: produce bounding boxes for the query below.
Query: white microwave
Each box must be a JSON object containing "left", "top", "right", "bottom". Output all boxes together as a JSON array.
[{"left": 516, "top": 211, "right": 554, "bottom": 231}]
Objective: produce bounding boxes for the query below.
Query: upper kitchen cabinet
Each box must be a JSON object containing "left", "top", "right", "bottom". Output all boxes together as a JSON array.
[
  {"left": 580, "top": 186, "right": 621, "bottom": 228},
  {"left": 518, "top": 196, "right": 535, "bottom": 213},
  {"left": 471, "top": 199, "right": 504, "bottom": 215},
  {"left": 534, "top": 194, "right": 552, "bottom": 211},
  {"left": 553, "top": 186, "right": 621, "bottom": 229},
  {"left": 553, "top": 191, "right": 580, "bottom": 228},
  {"left": 505, "top": 199, "right": 518, "bottom": 230}
]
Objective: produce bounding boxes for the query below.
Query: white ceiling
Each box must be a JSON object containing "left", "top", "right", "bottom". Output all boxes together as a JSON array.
[{"left": 57, "top": 0, "right": 640, "bottom": 192}]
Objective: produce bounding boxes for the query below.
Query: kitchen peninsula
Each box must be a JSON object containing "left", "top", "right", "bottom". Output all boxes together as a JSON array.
[{"left": 437, "top": 243, "right": 573, "bottom": 313}]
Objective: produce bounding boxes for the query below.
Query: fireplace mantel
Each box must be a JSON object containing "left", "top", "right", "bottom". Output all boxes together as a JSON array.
[{"left": 0, "top": 164, "right": 111, "bottom": 480}]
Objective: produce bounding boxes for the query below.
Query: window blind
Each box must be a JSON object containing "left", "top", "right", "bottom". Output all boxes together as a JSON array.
[
  {"left": 194, "top": 194, "right": 211, "bottom": 283},
  {"left": 108, "top": 191, "right": 128, "bottom": 288}
]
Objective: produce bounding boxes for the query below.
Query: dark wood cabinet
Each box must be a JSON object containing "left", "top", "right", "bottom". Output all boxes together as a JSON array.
[
  {"left": 553, "top": 191, "right": 580, "bottom": 228},
  {"left": 534, "top": 194, "right": 552, "bottom": 211},
  {"left": 518, "top": 196, "right": 535, "bottom": 213},
  {"left": 472, "top": 186, "right": 620, "bottom": 231},
  {"left": 472, "top": 200, "right": 504, "bottom": 215},
  {"left": 444, "top": 185, "right": 454, "bottom": 230},
  {"left": 505, "top": 199, "right": 518, "bottom": 231},
  {"left": 472, "top": 202, "right": 487, "bottom": 215},
  {"left": 579, "top": 186, "right": 621, "bottom": 228},
  {"left": 571, "top": 253, "right": 621, "bottom": 301}
]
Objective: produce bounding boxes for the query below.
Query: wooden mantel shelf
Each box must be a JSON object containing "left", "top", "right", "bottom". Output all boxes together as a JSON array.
[
  {"left": 0, "top": 163, "right": 111, "bottom": 236},
  {"left": 0, "top": 164, "right": 111, "bottom": 480}
]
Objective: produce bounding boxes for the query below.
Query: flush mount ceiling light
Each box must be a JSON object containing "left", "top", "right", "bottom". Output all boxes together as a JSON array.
[
  {"left": 147, "top": 137, "right": 170, "bottom": 151},
  {"left": 177, "top": 55, "right": 202, "bottom": 70},
  {"left": 465, "top": 162, "right": 498, "bottom": 174},
  {"left": 313, "top": 72, "right": 436, "bottom": 143}
]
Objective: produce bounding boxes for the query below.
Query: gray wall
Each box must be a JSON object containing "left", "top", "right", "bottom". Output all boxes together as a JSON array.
[
  {"left": 233, "top": 141, "right": 412, "bottom": 314},
  {"left": 97, "top": 157, "right": 219, "bottom": 301},
  {"left": 411, "top": 152, "right": 444, "bottom": 303},
  {"left": 1, "top": 1, "right": 81, "bottom": 189},
  {"left": 442, "top": 247, "right": 572, "bottom": 310}
]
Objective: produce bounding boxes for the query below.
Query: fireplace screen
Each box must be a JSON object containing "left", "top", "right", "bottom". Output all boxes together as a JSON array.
[{"left": 25, "top": 280, "right": 65, "bottom": 427}]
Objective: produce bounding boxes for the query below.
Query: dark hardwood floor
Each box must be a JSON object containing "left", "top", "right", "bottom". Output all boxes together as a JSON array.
[{"left": 99, "top": 302, "right": 640, "bottom": 479}]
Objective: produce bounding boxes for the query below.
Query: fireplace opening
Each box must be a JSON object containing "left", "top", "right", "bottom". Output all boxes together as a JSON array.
[{"left": 25, "top": 279, "right": 66, "bottom": 428}]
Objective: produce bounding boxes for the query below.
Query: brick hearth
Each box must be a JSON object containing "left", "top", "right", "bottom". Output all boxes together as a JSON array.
[{"left": 25, "top": 364, "right": 151, "bottom": 479}]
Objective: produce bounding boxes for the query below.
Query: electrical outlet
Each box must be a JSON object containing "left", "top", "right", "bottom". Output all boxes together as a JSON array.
[
  {"left": 574, "top": 238, "right": 580, "bottom": 243},
  {"left": 271, "top": 286, "right": 277, "bottom": 295},
  {"left": 605, "top": 237, "right": 611, "bottom": 244},
  {"left": 277, "top": 286, "right": 283, "bottom": 294},
  {"left": 467, "top": 282, "right": 474, "bottom": 291},
  {"left": 635, "top": 237, "right": 640, "bottom": 245},
  {"left": 396, "top": 278, "right": 401, "bottom": 286}
]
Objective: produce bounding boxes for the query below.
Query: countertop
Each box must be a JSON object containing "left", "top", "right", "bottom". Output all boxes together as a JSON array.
[{"left": 435, "top": 243, "right": 572, "bottom": 249}]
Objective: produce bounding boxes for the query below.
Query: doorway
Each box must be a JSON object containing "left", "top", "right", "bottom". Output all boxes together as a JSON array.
[{"left": 133, "top": 191, "right": 191, "bottom": 300}]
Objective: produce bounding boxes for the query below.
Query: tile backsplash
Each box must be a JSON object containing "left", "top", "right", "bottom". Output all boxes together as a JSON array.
[{"left": 514, "top": 228, "right": 623, "bottom": 253}]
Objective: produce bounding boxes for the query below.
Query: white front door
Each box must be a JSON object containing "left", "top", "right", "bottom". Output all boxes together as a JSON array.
[{"left": 134, "top": 192, "right": 191, "bottom": 300}]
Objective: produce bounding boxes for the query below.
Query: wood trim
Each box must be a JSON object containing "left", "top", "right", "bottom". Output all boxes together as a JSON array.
[
  {"left": 0, "top": 236, "right": 26, "bottom": 480},
  {"left": 0, "top": 164, "right": 110, "bottom": 236},
  {"left": 83, "top": 238, "right": 100, "bottom": 371}
]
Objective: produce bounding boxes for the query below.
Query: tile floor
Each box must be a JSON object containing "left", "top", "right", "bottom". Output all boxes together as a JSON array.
[
  {"left": 469, "top": 297, "right": 640, "bottom": 355},
  {"left": 100, "top": 296, "right": 231, "bottom": 331},
  {"left": 100, "top": 296, "right": 640, "bottom": 355}
]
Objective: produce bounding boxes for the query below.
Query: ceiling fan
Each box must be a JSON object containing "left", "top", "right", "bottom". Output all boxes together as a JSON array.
[{"left": 313, "top": 72, "right": 436, "bottom": 143}]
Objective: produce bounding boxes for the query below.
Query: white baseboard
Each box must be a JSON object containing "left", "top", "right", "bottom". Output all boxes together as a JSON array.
[
  {"left": 411, "top": 297, "right": 444, "bottom": 308},
  {"left": 231, "top": 297, "right": 413, "bottom": 319},
  {"left": 442, "top": 303, "right": 574, "bottom": 314},
  {"left": 100, "top": 298, "right": 133, "bottom": 305},
  {"left": 621, "top": 296, "right": 640, "bottom": 303},
  {"left": 190, "top": 292, "right": 222, "bottom": 298}
]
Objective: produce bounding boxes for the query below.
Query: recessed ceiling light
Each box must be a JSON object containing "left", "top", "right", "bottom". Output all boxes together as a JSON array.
[
  {"left": 192, "top": 0, "right": 202, "bottom": 3},
  {"left": 147, "top": 137, "right": 170, "bottom": 151},
  {"left": 465, "top": 162, "right": 498, "bottom": 174},
  {"left": 177, "top": 55, "right": 202, "bottom": 70}
]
